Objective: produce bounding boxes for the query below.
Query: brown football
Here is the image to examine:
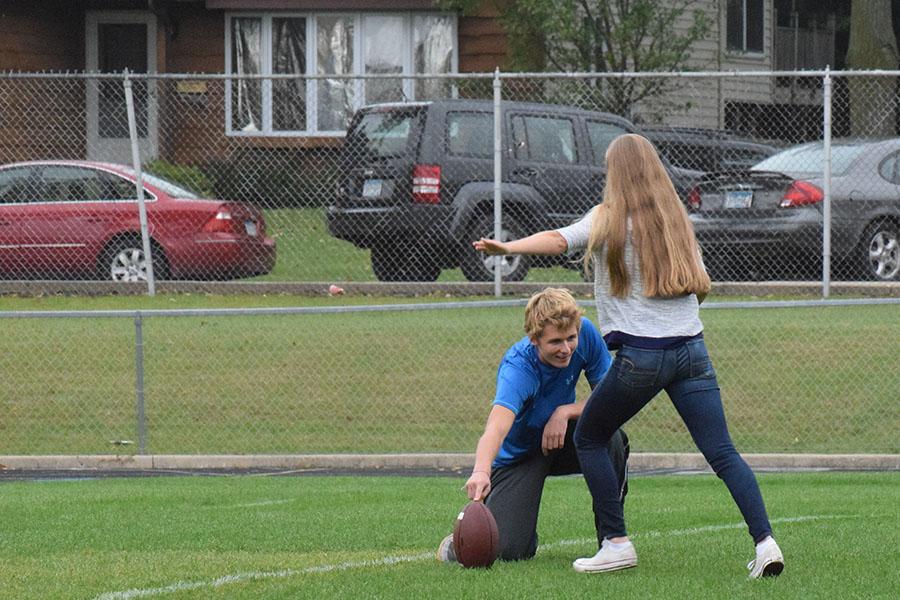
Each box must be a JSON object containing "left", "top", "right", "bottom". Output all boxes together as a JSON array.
[{"left": 452, "top": 501, "right": 500, "bottom": 568}]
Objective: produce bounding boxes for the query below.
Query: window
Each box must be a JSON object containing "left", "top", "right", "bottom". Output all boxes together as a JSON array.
[
  {"left": 447, "top": 112, "right": 492, "bottom": 158},
  {"left": 721, "top": 147, "right": 772, "bottom": 170},
  {"left": 226, "top": 13, "right": 456, "bottom": 136},
  {"left": 0, "top": 167, "right": 37, "bottom": 204},
  {"left": 586, "top": 121, "right": 629, "bottom": 166},
  {"left": 752, "top": 143, "right": 866, "bottom": 177},
  {"left": 347, "top": 109, "right": 422, "bottom": 158},
  {"left": 40, "top": 166, "right": 104, "bottom": 202},
  {"left": 512, "top": 116, "right": 577, "bottom": 164},
  {"left": 727, "top": 0, "right": 764, "bottom": 54}
]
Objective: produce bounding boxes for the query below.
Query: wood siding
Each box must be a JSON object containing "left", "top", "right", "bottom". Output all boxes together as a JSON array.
[
  {"left": 0, "top": 1, "right": 83, "bottom": 71},
  {"left": 638, "top": 0, "right": 776, "bottom": 130}
]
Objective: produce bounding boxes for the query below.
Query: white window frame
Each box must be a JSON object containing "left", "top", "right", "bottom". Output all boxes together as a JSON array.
[
  {"left": 225, "top": 11, "right": 458, "bottom": 137},
  {"left": 726, "top": 0, "right": 765, "bottom": 56}
]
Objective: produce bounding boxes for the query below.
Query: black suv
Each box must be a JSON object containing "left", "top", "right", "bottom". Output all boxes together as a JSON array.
[
  {"left": 641, "top": 126, "right": 777, "bottom": 173},
  {"left": 326, "top": 99, "right": 701, "bottom": 281}
]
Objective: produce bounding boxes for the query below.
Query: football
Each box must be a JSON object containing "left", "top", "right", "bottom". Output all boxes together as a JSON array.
[{"left": 452, "top": 501, "right": 500, "bottom": 568}]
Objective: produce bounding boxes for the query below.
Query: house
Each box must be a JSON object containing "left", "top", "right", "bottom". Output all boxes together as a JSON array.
[{"left": 0, "top": 1, "right": 836, "bottom": 179}]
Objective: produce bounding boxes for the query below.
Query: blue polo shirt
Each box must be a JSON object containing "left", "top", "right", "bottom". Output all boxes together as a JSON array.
[{"left": 492, "top": 317, "right": 611, "bottom": 468}]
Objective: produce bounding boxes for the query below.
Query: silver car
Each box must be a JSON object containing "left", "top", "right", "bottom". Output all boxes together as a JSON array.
[{"left": 688, "top": 138, "right": 900, "bottom": 281}]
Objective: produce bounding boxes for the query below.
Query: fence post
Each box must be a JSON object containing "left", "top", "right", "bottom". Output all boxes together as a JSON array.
[
  {"left": 133, "top": 311, "right": 148, "bottom": 455},
  {"left": 123, "top": 69, "right": 157, "bottom": 296},
  {"left": 493, "top": 68, "right": 503, "bottom": 298},
  {"left": 822, "top": 66, "right": 832, "bottom": 298}
]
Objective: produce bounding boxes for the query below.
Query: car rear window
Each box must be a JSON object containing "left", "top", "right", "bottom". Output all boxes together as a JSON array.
[
  {"left": 348, "top": 109, "right": 422, "bottom": 158},
  {"left": 752, "top": 143, "right": 866, "bottom": 177}
]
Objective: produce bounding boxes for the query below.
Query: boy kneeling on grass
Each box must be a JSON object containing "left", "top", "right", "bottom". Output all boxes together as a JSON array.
[{"left": 438, "top": 287, "right": 628, "bottom": 562}]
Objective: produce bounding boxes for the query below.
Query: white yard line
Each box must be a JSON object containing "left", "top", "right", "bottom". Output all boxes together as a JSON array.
[
  {"left": 230, "top": 499, "right": 296, "bottom": 508},
  {"left": 94, "top": 514, "right": 852, "bottom": 600}
]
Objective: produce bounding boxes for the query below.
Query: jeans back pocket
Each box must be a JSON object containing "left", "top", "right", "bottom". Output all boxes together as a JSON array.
[{"left": 615, "top": 347, "right": 663, "bottom": 390}]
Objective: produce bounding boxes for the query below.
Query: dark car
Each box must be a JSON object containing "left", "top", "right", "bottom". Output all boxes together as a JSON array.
[
  {"left": 326, "top": 99, "right": 701, "bottom": 282},
  {"left": 0, "top": 161, "right": 276, "bottom": 281},
  {"left": 642, "top": 126, "right": 778, "bottom": 173},
  {"left": 688, "top": 139, "right": 900, "bottom": 281}
]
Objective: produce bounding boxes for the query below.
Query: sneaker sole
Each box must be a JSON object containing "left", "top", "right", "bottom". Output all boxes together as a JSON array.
[{"left": 573, "top": 559, "right": 637, "bottom": 574}]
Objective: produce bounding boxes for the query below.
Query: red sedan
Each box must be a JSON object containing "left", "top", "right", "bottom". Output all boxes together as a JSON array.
[{"left": 0, "top": 161, "right": 276, "bottom": 281}]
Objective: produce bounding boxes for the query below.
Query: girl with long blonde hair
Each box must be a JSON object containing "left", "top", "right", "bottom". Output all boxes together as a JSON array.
[{"left": 473, "top": 133, "right": 783, "bottom": 578}]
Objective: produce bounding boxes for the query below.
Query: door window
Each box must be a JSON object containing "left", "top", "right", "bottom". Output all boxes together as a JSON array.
[
  {"left": 40, "top": 166, "right": 96, "bottom": 202},
  {"left": 97, "top": 23, "right": 148, "bottom": 138},
  {"left": 38, "top": 166, "right": 135, "bottom": 202},
  {"left": 586, "top": 121, "right": 628, "bottom": 166},
  {"left": 0, "top": 167, "right": 38, "bottom": 204},
  {"left": 512, "top": 115, "right": 577, "bottom": 164}
]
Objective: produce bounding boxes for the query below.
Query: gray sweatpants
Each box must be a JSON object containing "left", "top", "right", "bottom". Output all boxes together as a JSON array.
[{"left": 485, "top": 423, "right": 629, "bottom": 561}]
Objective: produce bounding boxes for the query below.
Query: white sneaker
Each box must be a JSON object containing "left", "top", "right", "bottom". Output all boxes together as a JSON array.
[
  {"left": 436, "top": 534, "right": 457, "bottom": 563},
  {"left": 747, "top": 537, "right": 784, "bottom": 578},
  {"left": 573, "top": 540, "right": 637, "bottom": 573}
]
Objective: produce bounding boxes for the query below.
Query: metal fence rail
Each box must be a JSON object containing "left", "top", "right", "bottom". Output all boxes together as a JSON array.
[{"left": 1, "top": 298, "right": 897, "bottom": 456}]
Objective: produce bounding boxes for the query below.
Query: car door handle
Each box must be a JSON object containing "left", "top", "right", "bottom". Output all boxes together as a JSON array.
[{"left": 512, "top": 168, "right": 540, "bottom": 178}]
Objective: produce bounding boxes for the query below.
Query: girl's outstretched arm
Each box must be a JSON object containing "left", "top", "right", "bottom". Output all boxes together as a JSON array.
[{"left": 472, "top": 230, "right": 568, "bottom": 256}]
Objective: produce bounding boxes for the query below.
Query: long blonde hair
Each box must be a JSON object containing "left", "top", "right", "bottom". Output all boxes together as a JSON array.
[{"left": 584, "top": 134, "right": 710, "bottom": 299}]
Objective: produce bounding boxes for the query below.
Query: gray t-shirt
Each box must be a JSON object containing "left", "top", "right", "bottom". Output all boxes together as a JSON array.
[{"left": 556, "top": 211, "right": 704, "bottom": 339}]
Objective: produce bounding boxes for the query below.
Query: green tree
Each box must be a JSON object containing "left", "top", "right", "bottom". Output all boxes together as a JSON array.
[
  {"left": 443, "top": 0, "right": 711, "bottom": 117},
  {"left": 845, "top": 0, "right": 899, "bottom": 136}
]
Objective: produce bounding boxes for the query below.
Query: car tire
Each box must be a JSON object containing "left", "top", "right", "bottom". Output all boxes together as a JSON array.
[
  {"left": 101, "top": 238, "right": 169, "bottom": 283},
  {"left": 370, "top": 246, "right": 440, "bottom": 282},
  {"left": 461, "top": 213, "right": 530, "bottom": 282},
  {"left": 859, "top": 219, "right": 900, "bottom": 281}
]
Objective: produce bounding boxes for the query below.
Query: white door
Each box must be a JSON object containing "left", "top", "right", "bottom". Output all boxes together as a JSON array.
[{"left": 85, "top": 11, "right": 158, "bottom": 163}]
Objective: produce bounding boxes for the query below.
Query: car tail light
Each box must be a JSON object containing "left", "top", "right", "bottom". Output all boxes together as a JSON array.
[
  {"left": 412, "top": 164, "right": 441, "bottom": 204},
  {"left": 780, "top": 181, "right": 824, "bottom": 208},
  {"left": 687, "top": 186, "right": 702, "bottom": 211},
  {"left": 202, "top": 208, "right": 239, "bottom": 233}
]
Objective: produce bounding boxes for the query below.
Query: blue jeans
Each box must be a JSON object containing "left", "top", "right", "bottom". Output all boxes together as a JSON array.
[{"left": 574, "top": 337, "right": 773, "bottom": 544}]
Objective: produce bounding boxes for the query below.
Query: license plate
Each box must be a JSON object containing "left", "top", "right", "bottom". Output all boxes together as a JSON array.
[
  {"left": 724, "top": 190, "right": 753, "bottom": 209},
  {"left": 244, "top": 220, "right": 257, "bottom": 236},
  {"left": 362, "top": 179, "right": 383, "bottom": 198}
]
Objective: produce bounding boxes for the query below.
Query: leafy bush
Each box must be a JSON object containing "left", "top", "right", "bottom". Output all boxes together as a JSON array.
[
  {"left": 205, "top": 147, "right": 341, "bottom": 209},
  {"left": 143, "top": 159, "right": 215, "bottom": 197}
]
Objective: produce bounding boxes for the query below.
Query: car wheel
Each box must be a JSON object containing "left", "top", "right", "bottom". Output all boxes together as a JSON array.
[
  {"left": 860, "top": 220, "right": 900, "bottom": 281},
  {"left": 370, "top": 246, "right": 440, "bottom": 282},
  {"left": 102, "top": 238, "right": 169, "bottom": 282},
  {"left": 461, "top": 213, "right": 530, "bottom": 282}
]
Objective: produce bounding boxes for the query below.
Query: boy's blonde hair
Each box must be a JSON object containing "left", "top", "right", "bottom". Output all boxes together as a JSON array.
[{"left": 524, "top": 288, "right": 583, "bottom": 340}]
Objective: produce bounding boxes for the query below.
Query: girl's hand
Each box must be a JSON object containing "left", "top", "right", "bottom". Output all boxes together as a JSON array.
[{"left": 473, "top": 238, "right": 509, "bottom": 255}]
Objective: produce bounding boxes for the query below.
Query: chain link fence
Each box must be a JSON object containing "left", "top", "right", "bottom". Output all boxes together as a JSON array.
[
  {"left": 1, "top": 71, "right": 899, "bottom": 289},
  {"left": 1, "top": 298, "right": 897, "bottom": 456},
  {"left": 1, "top": 70, "right": 898, "bottom": 457}
]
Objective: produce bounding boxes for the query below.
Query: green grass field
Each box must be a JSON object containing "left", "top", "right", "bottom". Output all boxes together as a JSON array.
[
  {"left": 0, "top": 471, "right": 897, "bottom": 599},
  {"left": 0, "top": 295, "right": 897, "bottom": 455}
]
